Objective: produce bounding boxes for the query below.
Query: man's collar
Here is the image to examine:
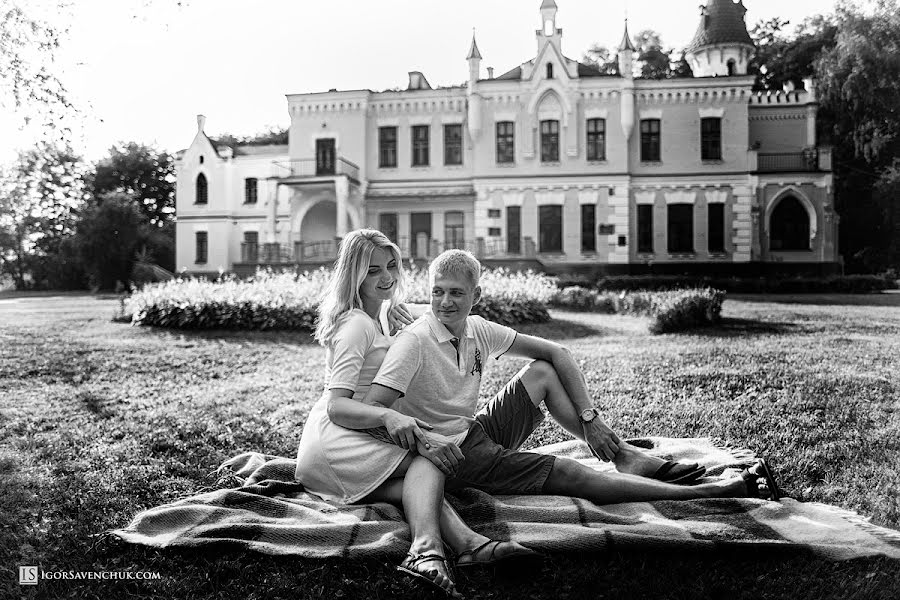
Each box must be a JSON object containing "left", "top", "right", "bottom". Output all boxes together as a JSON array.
[{"left": 425, "top": 310, "right": 474, "bottom": 343}]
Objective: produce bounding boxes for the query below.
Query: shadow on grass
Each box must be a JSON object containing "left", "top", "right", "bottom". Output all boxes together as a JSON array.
[
  {"left": 518, "top": 317, "right": 610, "bottom": 340},
  {"left": 684, "top": 317, "right": 800, "bottom": 338},
  {"left": 729, "top": 292, "right": 900, "bottom": 307},
  {"left": 137, "top": 326, "right": 318, "bottom": 346}
]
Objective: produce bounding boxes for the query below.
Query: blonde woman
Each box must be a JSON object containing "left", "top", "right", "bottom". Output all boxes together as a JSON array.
[{"left": 296, "top": 229, "right": 536, "bottom": 598}]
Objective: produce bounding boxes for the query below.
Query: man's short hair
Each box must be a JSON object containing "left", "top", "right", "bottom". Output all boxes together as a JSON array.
[{"left": 429, "top": 249, "right": 481, "bottom": 289}]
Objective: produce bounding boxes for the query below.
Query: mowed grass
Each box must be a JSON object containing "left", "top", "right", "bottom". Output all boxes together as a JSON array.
[{"left": 1, "top": 293, "right": 899, "bottom": 599}]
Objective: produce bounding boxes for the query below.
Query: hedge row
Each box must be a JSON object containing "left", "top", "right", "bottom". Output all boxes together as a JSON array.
[
  {"left": 550, "top": 286, "right": 726, "bottom": 334},
  {"left": 588, "top": 274, "right": 897, "bottom": 294},
  {"left": 124, "top": 267, "right": 556, "bottom": 330}
]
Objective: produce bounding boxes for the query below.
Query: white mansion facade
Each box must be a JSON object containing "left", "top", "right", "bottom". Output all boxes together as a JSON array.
[{"left": 175, "top": 0, "right": 838, "bottom": 277}]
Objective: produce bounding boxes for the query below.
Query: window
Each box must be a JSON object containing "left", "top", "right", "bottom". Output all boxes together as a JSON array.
[
  {"left": 244, "top": 178, "right": 258, "bottom": 204},
  {"left": 546, "top": 63, "right": 554, "bottom": 79},
  {"left": 411, "top": 125, "right": 430, "bottom": 166},
  {"left": 637, "top": 204, "right": 654, "bottom": 253},
  {"left": 378, "top": 126, "right": 397, "bottom": 168},
  {"left": 540, "top": 120, "right": 559, "bottom": 162},
  {"left": 581, "top": 204, "right": 596, "bottom": 252},
  {"left": 539, "top": 205, "right": 563, "bottom": 253},
  {"left": 507, "top": 206, "right": 521, "bottom": 254},
  {"left": 667, "top": 204, "right": 694, "bottom": 253},
  {"left": 195, "top": 231, "right": 208, "bottom": 263},
  {"left": 488, "top": 227, "right": 501, "bottom": 236},
  {"left": 443, "top": 124, "right": 463, "bottom": 166},
  {"left": 199, "top": 155, "right": 204, "bottom": 164},
  {"left": 410, "top": 212, "right": 432, "bottom": 258},
  {"left": 487, "top": 209, "right": 501, "bottom": 218},
  {"left": 586, "top": 118, "right": 606, "bottom": 161},
  {"left": 770, "top": 196, "right": 810, "bottom": 250},
  {"left": 195, "top": 174, "right": 208, "bottom": 204},
  {"left": 726, "top": 59, "right": 736, "bottom": 76},
  {"left": 701, "top": 118, "right": 722, "bottom": 160},
  {"left": 496, "top": 121, "right": 515, "bottom": 164},
  {"left": 316, "top": 138, "right": 335, "bottom": 175},
  {"left": 243, "top": 231, "right": 259, "bottom": 262},
  {"left": 444, "top": 211, "right": 464, "bottom": 249},
  {"left": 640, "top": 119, "right": 661, "bottom": 162},
  {"left": 379, "top": 213, "right": 398, "bottom": 243},
  {"left": 708, "top": 203, "right": 725, "bottom": 253}
]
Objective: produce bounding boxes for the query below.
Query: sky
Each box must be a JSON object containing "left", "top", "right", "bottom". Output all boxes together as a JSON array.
[{"left": 1, "top": 0, "right": 839, "bottom": 163}]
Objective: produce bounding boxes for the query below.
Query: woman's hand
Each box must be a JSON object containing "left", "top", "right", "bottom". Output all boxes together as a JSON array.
[
  {"left": 387, "top": 303, "right": 414, "bottom": 335},
  {"left": 416, "top": 433, "right": 465, "bottom": 476},
  {"left": 382, "top": 410, "right": 433, "bottom": 450}
]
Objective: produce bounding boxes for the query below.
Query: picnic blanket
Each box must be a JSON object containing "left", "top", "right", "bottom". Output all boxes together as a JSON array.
[{"left": 110, "top": 437, "right": 900, "bottom": 561}]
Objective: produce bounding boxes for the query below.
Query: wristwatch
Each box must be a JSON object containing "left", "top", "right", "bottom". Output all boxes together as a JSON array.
[{"left": 579, "top": 408, "right": 599, "bottom": 424}]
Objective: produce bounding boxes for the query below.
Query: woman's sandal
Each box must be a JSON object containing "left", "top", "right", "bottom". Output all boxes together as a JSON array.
[
  {"left": 741, "top": 458, "right": 782, "bottom": 501},
  {"left": 456, "top": 540, "right": 543, "bottom": 569},
  {"left": 396, "top": 552, "right": 462, "bottom": 598}
]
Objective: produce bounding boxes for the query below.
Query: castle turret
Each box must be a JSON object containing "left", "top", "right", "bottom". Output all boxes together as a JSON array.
[
  {"left": 685, "top": 0, "right": 755, "bottom": 77},
  {"left": 618, "top": 21, "right": 636, "bottom": 142},
  {"left": 536, "top": 0, "right": 561, "bottom": 53},
  {"left": 467, "top": 32, "right": 483, "bottom": 140}
]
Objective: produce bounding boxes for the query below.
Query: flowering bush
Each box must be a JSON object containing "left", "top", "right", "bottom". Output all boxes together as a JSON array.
[
  {"left": 123, "top": 265, "right": 555, "bottom": 330},
  {"left": 551, "top": 286, "right": 725, "bottom": 333}
]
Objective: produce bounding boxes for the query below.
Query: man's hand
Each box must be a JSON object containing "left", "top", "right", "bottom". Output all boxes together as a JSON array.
[
  {"left": 382, "top": 411, "right": 432, "bottom": 450},
  {"left": 415, "top": 432, "right": 465, "bottom": 476},
  {"left": 583, "top": 418, "right": 620, "bottom": 462},
  {"left": 386, "top": 303, "right": 414, "bottom": 335}
]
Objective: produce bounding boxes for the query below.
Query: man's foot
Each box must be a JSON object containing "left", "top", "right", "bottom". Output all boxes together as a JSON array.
[
  {"left": 612, "top": 443, "right": 706, "bottom": 484},
  {"left": 456, "top": 540, "right": 542, "bottom": 569},
  {"left": 739, "top": 459, "right": 781, "bottom": 501},
  {"left": 397, "top": 551, "right": 462, "bottom": 598}
]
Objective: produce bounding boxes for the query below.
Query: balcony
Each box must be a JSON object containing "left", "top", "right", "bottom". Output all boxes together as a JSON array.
[
  {"left": 755, "top": 149, "right": 827, "bottom": 173},
  {"left": 274, "top": 157, "right": 360, "bottom": 181}
]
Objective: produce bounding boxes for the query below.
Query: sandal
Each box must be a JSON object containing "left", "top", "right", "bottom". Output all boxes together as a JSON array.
[
  {"left": 741, "top": 458, "right": 781, "bottom": 501},
  {"left": 397, "top": 552, "right": 462, "bottom": 598},
  {"left": 456, "top": 540, "right": 542, "bottom": 569}
]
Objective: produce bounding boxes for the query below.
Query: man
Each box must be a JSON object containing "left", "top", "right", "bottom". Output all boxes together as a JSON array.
[{"left": 364, "top": 250, "right": 776, "bottom": 506}]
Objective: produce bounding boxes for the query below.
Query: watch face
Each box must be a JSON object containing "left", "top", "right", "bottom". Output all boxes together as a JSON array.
[{"left": 580, "top": 409, "right": 595, "bottom": 422}]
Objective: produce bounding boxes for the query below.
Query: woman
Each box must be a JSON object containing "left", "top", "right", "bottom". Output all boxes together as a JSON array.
[{"left": 296, "top": 229, "right": 535, "bottom": 598}]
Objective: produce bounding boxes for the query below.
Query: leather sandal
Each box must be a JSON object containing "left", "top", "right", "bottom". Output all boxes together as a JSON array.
[
  {"left": 456, "top": 540, "right": 542, "bottom": 569},
  {"left": 396, "top": 552, "right": 462, "bottom": 598},
  {"left": 741, "top": 458, "right": 782, "bottom": 501}
]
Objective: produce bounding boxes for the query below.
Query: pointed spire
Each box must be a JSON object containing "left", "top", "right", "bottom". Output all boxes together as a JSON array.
[
  {"left": 540, "top": 0, "right": 558, "bottom": 8},
  {"left": 618, "top": 19, "right": 636, "bottom": 52},
  {"left": 467, "top": 29, "right": 482, "bottom": 60}
]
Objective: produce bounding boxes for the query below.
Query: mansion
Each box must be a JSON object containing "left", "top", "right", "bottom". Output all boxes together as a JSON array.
[{"left": 175, "top": 0, "right": 838, "bottom": 277}]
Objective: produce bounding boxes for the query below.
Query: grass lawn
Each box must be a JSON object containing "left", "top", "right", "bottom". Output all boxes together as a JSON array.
[{"left": 1, "top": 293, "right": 899, "bottom": 599}]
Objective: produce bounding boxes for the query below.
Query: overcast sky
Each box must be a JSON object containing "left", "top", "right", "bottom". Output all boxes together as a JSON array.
[{"left": 2, "top": 0, "right": 839, "bottom": 162}]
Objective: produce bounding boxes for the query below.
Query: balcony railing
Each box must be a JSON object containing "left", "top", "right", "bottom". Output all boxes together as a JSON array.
[
  {"left": 274, "top": 157, "right": 360, "bottom": 180},
  {"left": 238, "top": 237, "right": 538, "bottom": 266},
  {"left": 756, "top": 151, "right": 819, "bottom": 173}
]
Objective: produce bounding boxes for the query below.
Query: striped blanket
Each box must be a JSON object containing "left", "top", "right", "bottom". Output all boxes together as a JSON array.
[{"left": 111, "top": 437, "right": 900, "bottom": 561}]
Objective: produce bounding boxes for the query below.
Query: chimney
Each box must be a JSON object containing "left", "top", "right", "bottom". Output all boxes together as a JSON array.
[{"left": 487, "top": 67, "right": 494, "bottom": 79}]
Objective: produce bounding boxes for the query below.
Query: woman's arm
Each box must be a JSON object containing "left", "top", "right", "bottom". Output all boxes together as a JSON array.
[{"left": 326, "top": 387, "right": 432, "bottom": 450}]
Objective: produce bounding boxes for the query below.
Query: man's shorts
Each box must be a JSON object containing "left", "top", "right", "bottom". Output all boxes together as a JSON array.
[{"left": 447, "top": 376, "right": 557, "bottom": 495}]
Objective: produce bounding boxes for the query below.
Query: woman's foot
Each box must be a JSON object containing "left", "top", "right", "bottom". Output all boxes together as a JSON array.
[
  {"left": 613, "top": 443, "right": 706, "bottom": 484},
  {"left": 456, "top": 539, "right": 542, "bottom": 569},
  {"left": 397, "top": 549, "right": 461, "bottom": 598}
]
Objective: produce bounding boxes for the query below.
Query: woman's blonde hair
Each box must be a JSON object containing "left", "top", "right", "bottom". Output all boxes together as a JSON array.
[{"left": 314, "top": 229, "right": 406, "bottom": 347}]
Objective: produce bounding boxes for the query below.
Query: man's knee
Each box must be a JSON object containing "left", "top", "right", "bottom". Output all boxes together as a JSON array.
[
  {"left": 520, "top": 359, "right": 561, "bottom": 398},
  {"left": 543, "top": 457, "right": 603, "bottom": 495}
]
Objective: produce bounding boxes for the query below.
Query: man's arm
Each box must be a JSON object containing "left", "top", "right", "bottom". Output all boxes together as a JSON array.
[{"left": 505, "top": 333, "right": 621, "bottom": 461}]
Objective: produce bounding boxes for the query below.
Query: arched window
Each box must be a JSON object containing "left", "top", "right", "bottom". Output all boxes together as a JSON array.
[
  {"left": 199, "top": 155, "right": 204, "bottom": 164},
  {"left": 195, "top": 173, "right": 208, "bottom": 205},
  {"left": 546, "top": 63, "right": 554, "bottom": 79},
  {"left": 769, "top": 196, "right": 810, "bottom": 250},
  {"left": 726, "top": 59, "right": 736, "bottom": 76}
]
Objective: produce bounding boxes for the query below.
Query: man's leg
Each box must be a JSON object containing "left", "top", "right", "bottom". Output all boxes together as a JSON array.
[
  {"left": 543, "top": 456, "right": 764, "bottom": 504},
  {"left": 515, "top": 359, "right": 698, "bottom": 478}
]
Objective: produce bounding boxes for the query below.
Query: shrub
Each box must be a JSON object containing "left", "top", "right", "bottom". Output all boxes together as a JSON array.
[
  {"left": 551, "top": 286, "right": 726, "bottom": 334},
  {"left": 594, "top": 274, "right": 897, "bottom": 294},
  {"left": 124, "top": 265, "right": 555, "bottom": 330}
]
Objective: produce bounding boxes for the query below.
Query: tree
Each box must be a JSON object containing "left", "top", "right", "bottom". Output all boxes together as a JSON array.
[
  {"left": 0, "top": 142, "right": 89, "bottom": 288},
  {"left": 72, "top": 192, "right": 146, "bottom": 291},
  {"left": 581, "top": 44, "right": 618, "bottom": 75},
  {"left": 211, "top": 127, "right": 289, "bottom": 148},
  {"left": 749, "top": 15, "right": 838, "bottom": 92},
  {"left": 92, "top": 142, "right": 175, "bottom": 227},
  {"left": 582, "top": 29, "right": 691, "bottom": 80}
]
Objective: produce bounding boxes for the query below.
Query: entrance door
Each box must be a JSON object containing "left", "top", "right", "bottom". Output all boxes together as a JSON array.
[
  {"left": 316, "top": 139, "right": 336, "bottom": 175},
  {"left": 410, "top": 212, "right": 432, "bottom": 259}
]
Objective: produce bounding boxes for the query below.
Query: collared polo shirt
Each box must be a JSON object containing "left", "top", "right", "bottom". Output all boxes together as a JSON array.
[{"left": 373, "top": 310, "right": 517, "bottom": 442}]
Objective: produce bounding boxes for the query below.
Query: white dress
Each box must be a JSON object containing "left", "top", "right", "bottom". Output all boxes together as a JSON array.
[{"left": 295, "top": 308, "right": 409, "bottom": 503}]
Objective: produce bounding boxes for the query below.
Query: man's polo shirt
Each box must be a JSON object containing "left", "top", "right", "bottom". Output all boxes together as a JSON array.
[{"left": 372, "top": 310, "right": 517, "bottom": 442}]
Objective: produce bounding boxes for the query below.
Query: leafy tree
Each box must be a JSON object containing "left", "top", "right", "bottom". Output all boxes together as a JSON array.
[
  {"left": 581, "top": 44, "right": 618, "bottom": 75},
  {"left": 0, "top": 142, "right": 89, "bottom": 288},
  {"left": 749, "top": 16, "right": 838, "bottom": 92},
  {"left": 72, "top": 192, "right": 146, "bottom": 291},
  {"left": 92, "top": 142, "right": 175, "bottom": 227},
  {"left": 211, "top": 127, "right": 289, "bottom": 148}
]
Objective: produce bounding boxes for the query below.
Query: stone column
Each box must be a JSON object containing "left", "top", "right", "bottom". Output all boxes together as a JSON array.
[
  {"left": 732, "top": 185, "right": 753, "bottom": 262},
  {"left": 608, "top": 185, "right": 630, "bottom": 264},
  {"left": 335, "top": 177, "right": 349, "bottom": 237}
]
